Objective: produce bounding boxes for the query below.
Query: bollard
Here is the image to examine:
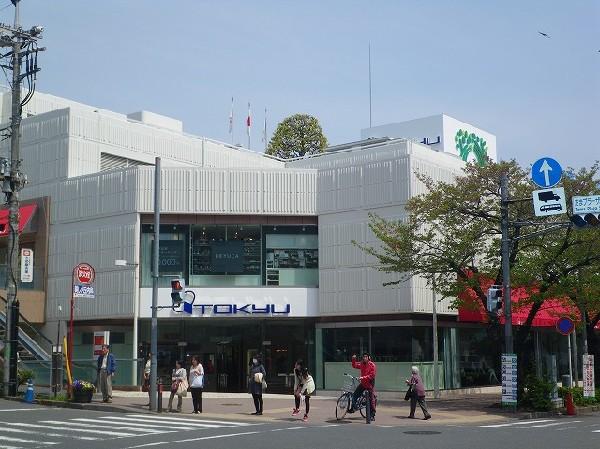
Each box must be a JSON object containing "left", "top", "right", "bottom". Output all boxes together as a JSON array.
[
  {"left": 365, "top": 390, "right": 371, "bottom": 424},
  {"left": 24, "top": 379, "right": 35, "bottom": 403},
  {"left": 157, "top": 378, "right": 163, "bottom": 413}
]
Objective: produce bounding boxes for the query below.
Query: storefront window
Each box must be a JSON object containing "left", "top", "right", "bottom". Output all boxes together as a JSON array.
[
  {"left": 189, "top": 225, "right": 261, "bottom": 286},
  {"left": 456, "top": 328, "right": 500, "bottom": 387},
  {"left": 322, "top": 327, "right": 369, "bottom": 362}
]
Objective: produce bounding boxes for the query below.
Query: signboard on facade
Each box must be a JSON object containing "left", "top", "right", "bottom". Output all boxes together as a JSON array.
[
  {"left": 73, "top": 263, "right": 96, "bottom": 299},
  {"left": 153, "top": 240, "right": 185, "bottom": 273},
  {"left": 501, "top": 354, "right": 518, "bottom": 406},
  {"left": 20, "top": 248, "right": 33, "bottom": 283},
  {"left": 211, "top": 241, "right": 244, "bottom": 273},
  {"left": 93, "top": 331, "right": 110, "bottom": 357},
  {"left": 583, "top": 354, "right": 595, "bottom": 398}
]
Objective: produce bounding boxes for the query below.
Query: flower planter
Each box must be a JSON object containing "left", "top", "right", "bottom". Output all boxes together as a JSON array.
[{"left": 72, "top": 389, "right": 94, "bottom": 403}]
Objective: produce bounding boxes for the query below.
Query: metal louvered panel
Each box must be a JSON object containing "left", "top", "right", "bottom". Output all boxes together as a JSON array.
[{"left": 100, "top": 152, "right": 151, "bottom": 172}]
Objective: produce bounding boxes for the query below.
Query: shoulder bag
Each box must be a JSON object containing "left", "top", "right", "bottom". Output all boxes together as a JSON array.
[{"left": 404, "top": 385, "right": 413, "bottom": 401}]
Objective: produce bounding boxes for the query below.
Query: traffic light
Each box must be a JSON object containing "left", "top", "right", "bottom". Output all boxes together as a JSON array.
[
  {"left": 571, "top": 213, "right": 600, "bottom": 228},
  {"left": 171, "top": 278, "right": 184, "bottom": 306},
  {"left": 487, "top": 285, "right": 503, "bottom": 313}
]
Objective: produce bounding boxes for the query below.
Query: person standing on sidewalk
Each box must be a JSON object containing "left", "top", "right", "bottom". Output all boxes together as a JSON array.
[
  {"left": 292, "top": 359, "right": 304, "bottom": 416},
  {"left": 349, "top": 353, "right": 377, "bottom": 420},
  {"left": 189, "top": 356, "right": 204, "bottom": 414},
  {"left": 299, "top": 367, "right": 315, "bottom": 422},
  {"left": 168, "top": 360, "right": 187, "bottom": 413},
  {"left": 97, "top": 344, "right": 116, "bottom": 403},
  {"left": 143, "top": 352, "right": 151, "bottom": 406},
  {"left": 405, "top": 366, "right": 431, "bottom": 420},
  {"left": 248, "top": 354, "right": 266, "bottom": 415}
]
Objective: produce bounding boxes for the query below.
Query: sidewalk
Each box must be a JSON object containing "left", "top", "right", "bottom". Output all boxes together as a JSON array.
[{"left": 25, "top": 390, "right": 532, "bottom": 426}]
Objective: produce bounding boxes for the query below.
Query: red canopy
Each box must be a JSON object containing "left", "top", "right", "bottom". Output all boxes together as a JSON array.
[
  {"left": 0, "top": 204, "right": 37, "bottom": 237},
  {"left": 458, "top": 283, "right": 600, "bottom": 329}
]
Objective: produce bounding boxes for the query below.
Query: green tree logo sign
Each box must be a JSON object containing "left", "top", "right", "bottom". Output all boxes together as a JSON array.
[{"left": 455, "top": 129, "right": 488, "bottom": 166}]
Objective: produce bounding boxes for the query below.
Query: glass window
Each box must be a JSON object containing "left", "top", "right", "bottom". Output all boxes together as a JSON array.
[
  {"left": 456, "top": 328, "right": 500, "bottom": 387},
  {"left": 263, "top": 225, "right": 318, "bottom": 287},
  {"left": 323, "top": 327, "right": 369, "bottom": 362},
  {"left": 371, "top": 327, "right": 413, "bottom": 362},
  {"left": 140, "top": 225, "right": 189, "bottom": 288},
  {"left": 189, "top": 225, "right": 261, "bottom": 287}
]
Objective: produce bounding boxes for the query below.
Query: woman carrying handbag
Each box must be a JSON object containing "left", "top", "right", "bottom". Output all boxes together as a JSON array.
[
  {"left": 404, "top": 366, "right": 431, "bottom": 420},
  {"left": 248, "top": 354, "right": 266, "bottom": 415},
  {"left": 189, "top": 356, "right": 204, "bottom": 414},
  {"left": 168, "top": 360, "right": 188, "bottom": 413}
]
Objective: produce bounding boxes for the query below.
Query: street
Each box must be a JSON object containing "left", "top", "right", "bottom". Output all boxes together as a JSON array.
[{"left": 0, "top": 399, "right": 598, "bottom": 449}]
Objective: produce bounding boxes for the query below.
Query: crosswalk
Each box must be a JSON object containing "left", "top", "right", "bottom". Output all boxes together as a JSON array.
[
  {"left": 0, "top": 413, "right": 256, "bottom": 448},
  {"left": 479, "top": 418, "right": 600, "bottom": 433}
]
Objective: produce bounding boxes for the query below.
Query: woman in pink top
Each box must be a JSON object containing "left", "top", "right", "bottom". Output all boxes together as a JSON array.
[{"left": 405, "top": 366, "right": 431, "bottom": 420}]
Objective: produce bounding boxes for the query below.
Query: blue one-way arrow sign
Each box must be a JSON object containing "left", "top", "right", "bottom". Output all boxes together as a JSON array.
[{"left": 531, "top": 157, "right": 562, "bottom": 188}]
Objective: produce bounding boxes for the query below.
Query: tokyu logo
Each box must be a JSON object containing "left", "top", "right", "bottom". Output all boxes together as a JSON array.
[{"left": 455, "top": 129, "right": 488, "bottom": 166}]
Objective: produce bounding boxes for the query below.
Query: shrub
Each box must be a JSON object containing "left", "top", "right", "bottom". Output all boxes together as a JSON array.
[
  {"left": 557, "top": 386, "right": 599, "bottom": 406},
  {"left": 521, "top": 375, "right": 554, "bottom": 411},
  {"left": 72, "top": 379, "right": 96, "bottom": 392},
  {"left": 17, "top": 368, "right": 35, "bottom": 386}
]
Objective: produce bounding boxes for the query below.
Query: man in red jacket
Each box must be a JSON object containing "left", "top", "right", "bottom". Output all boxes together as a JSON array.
[{"left": 349, "top": 352, "right": 377, "bottom": 419}]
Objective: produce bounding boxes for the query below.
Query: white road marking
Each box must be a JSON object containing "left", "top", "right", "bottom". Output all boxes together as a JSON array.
[
  {"left": 0, "top": 407, "right": 50, "bottom": 412},
  {"left": 2, "top": 421, "right": 136, "bottom": 437},
  {"left": 479, "top": 419, "right": 556, "bottom": 428},
  {"left": 531, "top": 421, "right": 581, "bottom": 428},
  {"left": 319, "top": 424, "right": 340, "bottom": 428},
  {"left": 174, "top": 431, "right": 260, "bottom": 443},
  {"left": 72, "top": 417, "right": 178, "bottom": 430},
  {"left": 284, "top": 426, "right": 305, "bottom": 430},
  {"left": 0, "top": 435, "right": 56, "bottom": 444},
  {"left": 41, "top": 419, "right": 166, "bottom": 434},
  {"left": 0, "top": 445, "right": 23, "bottom": 449},
  {"left": 99, "top": 416, "right": 226, "bottom": 428},
  {"left": 124, "top": 414, "right": 255, "bottom": 426},
  {"left": 0, "top": 425, "right": 98, "bottom": 440},
  {"left": 124, "top": 443, "right": 168, "bottom": 449}
]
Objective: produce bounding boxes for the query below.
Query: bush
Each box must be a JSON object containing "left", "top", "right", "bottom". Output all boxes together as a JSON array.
[
  {"left": 558, "top": 386, "right": 599, "bottom": 406},
  {"left": 17, "top": 368, "right": 35, "bottom": 386},
  {"left": 521, "top": 375, "right": 555, "bottom": 411}
]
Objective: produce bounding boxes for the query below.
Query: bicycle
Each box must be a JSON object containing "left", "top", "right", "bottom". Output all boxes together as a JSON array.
[{"left": 335, "top": 373, "right": 378, "bottom": 420}]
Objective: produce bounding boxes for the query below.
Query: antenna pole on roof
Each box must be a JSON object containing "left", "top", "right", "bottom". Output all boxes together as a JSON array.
[{"left": 368, "top": 42, "right": 372, "bottom": 128}]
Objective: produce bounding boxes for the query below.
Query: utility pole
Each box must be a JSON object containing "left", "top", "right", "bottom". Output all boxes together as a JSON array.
[
  {"left": 1, "top": 0, "right": 44, "bottom": 397},
  {"left": 150, "top": 157, "right": 161, "bottom": 411},
  {"left": 432, "top": 278, "right": 440, "bottom": 399},
  {"left": 500, "top": 172, "right": 513, "bottom": 354}
]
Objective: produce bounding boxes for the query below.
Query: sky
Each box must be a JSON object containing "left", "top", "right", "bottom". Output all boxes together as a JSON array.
[{"left": 4, "top": 0, "right": 599, "bottom": 169}]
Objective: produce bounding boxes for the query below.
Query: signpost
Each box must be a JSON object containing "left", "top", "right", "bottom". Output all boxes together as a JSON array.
[
  {"left": 583, "top": 354, "right": 595, "bottom": 398},
  {"left": 556, "top": 316, "right": 575, "bottom": 386},
  {"left": 531, "top": 157, "right": 563, "bottom": 188},
  {"left": 501, "top": 354, "right": 518, "bottom": 407},
  {"left": 572, "top": 195, "right": 600, "bottom": 214},
  {"left": 68, "top": 263, "right": 96, "bottom": 392}
]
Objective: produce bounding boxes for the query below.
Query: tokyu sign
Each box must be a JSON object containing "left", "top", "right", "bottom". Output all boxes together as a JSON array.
[
  {"left": 572, "top": 195, "right": 600, "bottom": 214},
  {"left": 20, "top": 248, "right": 33, "bottom": 283},
  {"left": 73, "top": 263, "right": 96, "bottom": 299}
]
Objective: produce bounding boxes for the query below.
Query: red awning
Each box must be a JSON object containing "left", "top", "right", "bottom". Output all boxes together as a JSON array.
[
  {"left": 0, "top": 204, "right": 37, "bottom": 237},
  {"left": 458, "top": 284, "right": 600, "bottom": 330}
]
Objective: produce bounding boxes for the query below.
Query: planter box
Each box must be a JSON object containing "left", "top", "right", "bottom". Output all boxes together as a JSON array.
[{"left": 72, "top": 390, "right": 94, "bottom": 403}]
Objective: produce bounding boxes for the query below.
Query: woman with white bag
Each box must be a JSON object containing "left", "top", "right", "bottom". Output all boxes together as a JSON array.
[
  {"left": 248, "top": 354, "right": 266, "bottom": 415},
  {"left": 168, "top": 360, "right": 188, "bottom": 413},
  {"left": 189, "top": 356, "right": 204, "bottom": 414}
]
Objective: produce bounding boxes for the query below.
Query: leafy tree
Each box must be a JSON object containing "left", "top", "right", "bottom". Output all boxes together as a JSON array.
[
  {"left": 354, "top": 160, "right": 600, "bottom": 369},
  {"left": 266, "top": 114, "right": 328, "bottom": 159}
]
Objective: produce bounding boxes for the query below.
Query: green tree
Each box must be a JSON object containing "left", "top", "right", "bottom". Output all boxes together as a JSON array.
[
  {"left": 266, "top": 114, "right": 328, "bottom": 159},
  {"left": 354, "top": 160, "right": 600, "bottom": 366}
]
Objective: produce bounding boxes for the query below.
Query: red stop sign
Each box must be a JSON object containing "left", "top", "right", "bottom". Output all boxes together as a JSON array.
[{"left": 76, "top": 263, "right": 95, "bottom": 284}]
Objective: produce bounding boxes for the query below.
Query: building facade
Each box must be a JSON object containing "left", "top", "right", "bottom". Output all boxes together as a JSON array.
[{"left": 2, "top": 91, "right": 575, "bottom": 393}]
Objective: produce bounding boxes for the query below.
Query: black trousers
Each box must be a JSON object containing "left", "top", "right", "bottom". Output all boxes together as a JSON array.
[
  {"left": 252, "top": 393, "right": 263, "bottom": 413},
  {"left": 352, "top": 384, "right": 376, "bottom": 415},
  {"left": 190, "top": 387, "right": 203, "bottom": 412},
  {"left": 304, "top": 394, "right": 311, "bottom": 414}
]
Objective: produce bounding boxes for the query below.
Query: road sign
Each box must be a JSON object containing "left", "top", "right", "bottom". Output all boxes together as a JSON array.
[
  {"left": 556, "top": 316, "right": 575, "bottom": 336},
  {"left": 572, "top": 195, "right": 600, "bottom": 214},
  {"left": 73, "top": 262, "right": 96, "bottom": 299},
  {"left": 531, "top": 157, "right": 562, "bottom": 188},
  {"left": 532, "top": 187, "right": 566, "bottom": 217},
  {"left": 20, "top": 248, "right": 33, "bottom": 283}
]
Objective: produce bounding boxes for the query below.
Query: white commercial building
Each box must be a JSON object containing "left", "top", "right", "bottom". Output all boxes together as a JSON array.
[{"left": 1, "top": 91, "right": 509, "bottom": 392}]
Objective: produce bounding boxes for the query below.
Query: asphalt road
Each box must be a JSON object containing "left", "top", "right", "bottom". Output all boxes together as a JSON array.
[{"left": 1, "top": 399, "right": 599, "bottom": 449}]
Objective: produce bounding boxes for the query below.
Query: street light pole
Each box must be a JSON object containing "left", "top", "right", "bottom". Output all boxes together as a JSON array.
[
  {"left": 432, "top": 278, "right": 440, "bottom": 399},
  {"left": 150, "top": 157, "right": 161, "bottom": 411}
]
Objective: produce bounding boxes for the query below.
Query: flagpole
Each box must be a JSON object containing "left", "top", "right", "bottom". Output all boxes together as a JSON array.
[
  {"left": 229, "top": 97, "right": 234, "bottom": 145},
  {"left": 368, "top": 42, "right": 372, "bottom": 128},
  {"left": 263, "top": 107, "right": 267, "bottom": 152},
  {"left": 247, "top": 102, "right": 251, "bottom": 150}
]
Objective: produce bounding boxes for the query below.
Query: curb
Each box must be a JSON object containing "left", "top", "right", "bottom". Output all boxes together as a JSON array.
[{"left": 4, "top": 396, "right": 150, "bottom": 414}]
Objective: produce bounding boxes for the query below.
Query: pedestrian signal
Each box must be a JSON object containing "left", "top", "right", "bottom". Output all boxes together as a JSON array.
[
  {"left": 171, "top": 278, "right": 184, "bottom": 306},
  {"left": 487, "top": 285, "right": 503, "bottom": 313}
]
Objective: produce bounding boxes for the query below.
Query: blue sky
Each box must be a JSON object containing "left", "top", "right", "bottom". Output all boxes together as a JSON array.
[{"left": 7, "top": 0, "right": 600, "bottom": 169}]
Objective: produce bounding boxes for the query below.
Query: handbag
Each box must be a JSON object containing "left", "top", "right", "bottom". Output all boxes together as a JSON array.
[
  {"left": 262, "top": 379, "right": 267, "bottom": 390},
  {"left": 142, "top": 378, "right": 149, "bottom": 392},
  {"left": 404, "top": 385, "right": 413, "bottom": 401},
  {"left": 254, "top": 372, "right": 264, "bottom": 384},
  {"left": 177, "top": 378, "right": 189, "bottom": 397}
]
